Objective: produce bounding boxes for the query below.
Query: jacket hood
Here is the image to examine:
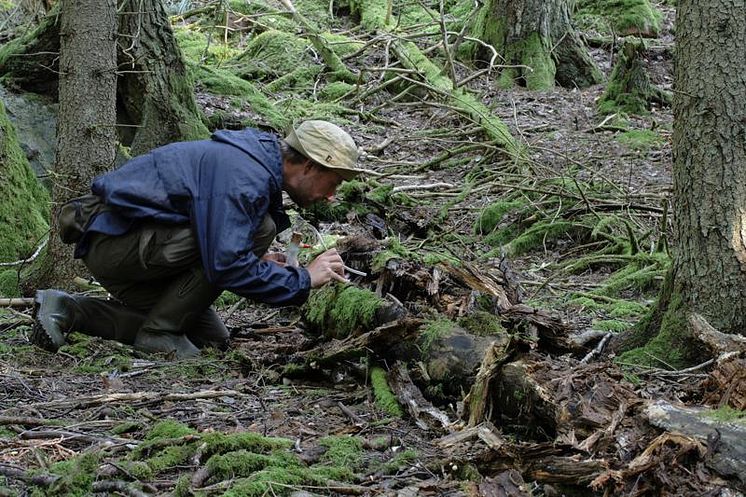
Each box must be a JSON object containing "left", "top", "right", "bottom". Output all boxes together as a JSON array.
[{"left": 211, "top": 128, "right": 283, "bottom": 191}]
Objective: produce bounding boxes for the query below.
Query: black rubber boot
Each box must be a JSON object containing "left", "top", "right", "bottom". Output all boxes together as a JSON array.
[
  {"left": 133, "top": 330, "right": 200, "bottom": 358},
  {"left": 30, "top": 290, "right": 74, "bottom": 352}
]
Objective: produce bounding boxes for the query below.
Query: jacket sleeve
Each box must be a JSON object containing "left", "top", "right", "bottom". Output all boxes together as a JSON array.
[{"left": 191, "top": 186, "right": 311, "bottom": 307}]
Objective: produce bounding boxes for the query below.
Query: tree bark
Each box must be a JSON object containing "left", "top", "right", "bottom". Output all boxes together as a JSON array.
[
  {"left": 672, "top": 0, "right": 746, "bottom": 334},
  {"left": 117, "top": 0, "right": 208, "bottom": 155},
  {"left": 621, "top": 0, "right": 746, "bottom": 364},
  {"left": 39, "top": 0, "right": 118, "bottom": 289},
  {"left": 472, "top": 0, "right": 601, "bottom": 90}
]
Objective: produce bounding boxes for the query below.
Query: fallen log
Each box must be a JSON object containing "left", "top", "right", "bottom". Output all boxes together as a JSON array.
[{"left": 646, "top": 400, "right": 746, "bottom": 489}]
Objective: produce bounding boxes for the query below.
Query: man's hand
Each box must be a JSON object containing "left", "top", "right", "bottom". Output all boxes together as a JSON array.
[{"left": 306, "top": 248, "right": 347, "bottom": 288}]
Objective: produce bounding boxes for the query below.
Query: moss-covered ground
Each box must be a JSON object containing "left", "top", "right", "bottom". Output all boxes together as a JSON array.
[{"left": 2, "top": 1, "right": 727, "bottom": 495}]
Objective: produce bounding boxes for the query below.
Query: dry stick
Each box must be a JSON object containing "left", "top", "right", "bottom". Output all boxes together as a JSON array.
[
  {"left": 32, "top": 389, "right": 242, "bottom": 409},
  {"left": 580, "top": 333, "right": 612, "bottom": 364},
  {"left": 0, "top": 416, "right": 64, "bottom": 427},
  {"left": 0, "top": 238, "right": 48, "bottom": 267},
  {"left": 0, "top": 298, "right": 34, "bottom": 307},
  {"left": 392, "top": 182, "right": 455, "bottom": 193},
  {"left": 19, "top": 429, "right": 131, "bottom": 446}
]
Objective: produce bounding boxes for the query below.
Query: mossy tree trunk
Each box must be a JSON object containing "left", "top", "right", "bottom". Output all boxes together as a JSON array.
[
  {"left": 472, "top": 0, "right": 601, "bottom": 90},
  {"left": 38, "top": 0, "right": 119, "bottom": 290},
  {"left": 117, "top": 0, "right": 209, "bottom": 155},
  {"left": 620, "top": 0, "right": 746, "bottom": 366},
  {"left": 0, "top": 1, "right": 208, "bottom": 156},
  {"left": 0, "top": 101, "right": 50, "bottom": 296},
  {"left": 598, "top": 40, "right": 670, "bottom": 115}
]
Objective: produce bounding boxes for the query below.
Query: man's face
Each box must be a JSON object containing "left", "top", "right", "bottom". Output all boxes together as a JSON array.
[{"left": 290, "top": 162, "right": 345, "bottom": 208}]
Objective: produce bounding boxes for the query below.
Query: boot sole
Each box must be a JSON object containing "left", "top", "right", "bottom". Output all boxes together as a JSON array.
[{"left": 30, "top": 290, "right": 66, "bottom": 352}]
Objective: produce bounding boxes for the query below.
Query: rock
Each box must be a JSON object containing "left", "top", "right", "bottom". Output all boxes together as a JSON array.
[{"left": 0, "top": 84, "right": 57, "bottom": 182}]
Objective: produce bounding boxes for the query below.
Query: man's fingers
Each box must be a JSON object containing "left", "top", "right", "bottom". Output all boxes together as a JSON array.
[{"left": 329, "top": 271, "right": 348, "bottom": 283}]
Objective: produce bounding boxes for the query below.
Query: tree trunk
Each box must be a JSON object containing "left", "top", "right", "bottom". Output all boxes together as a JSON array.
[
  {"left": 37, "top": 0, "right": 118, "bottom": 289},
  {"left": 117, "top": 0, "right": 209, "bottom": 155},
  {"left": 472, "top": 0, "right": 601, "bottom": 90},
  {"left": 619, "top": 0, "right": 746, "bottom": 366},
  {"left": 598, "top": 40, "right": 671, "bottom": 115},
  {"left": 0, "top": 1, "right": 208, "bottom": 155}
]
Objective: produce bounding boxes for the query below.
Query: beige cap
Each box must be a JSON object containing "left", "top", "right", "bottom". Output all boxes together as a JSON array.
[{"left": 285, "top": 120, "right": 360, "bottom": 180}]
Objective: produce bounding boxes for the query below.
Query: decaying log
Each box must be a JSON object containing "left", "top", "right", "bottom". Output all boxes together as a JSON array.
[
  {"left": 646, "top": 400, "right": 746, "bottom": 489},
  {"left": 421, "top": 324, "right": 511, "bottom": 398},
  {"left": 462, "top": 342, "right": 511, "bottom": 427},
  {"left": 435, "top": 421, "right": 505, "bottom": 451},
  {"left": 388, "top": 361, "right": 451, "bottom": 432},
  {"left": 501, "top": 304, "right": 574, "bottom": 353},
  {"left": 302, "top": 318, "right": 423, "bottom": 366},
  {"left": 477, "top": 470, "right": 530, "bottom": 497},
  {"left": 702, "top": 353, "right": 746, "bottom": 410},
  {"left": 472, "top": 441, "right": 607, "bottom": 486},
  {"left": 437, "top": 261, "right": 515, "bottom": 313}
]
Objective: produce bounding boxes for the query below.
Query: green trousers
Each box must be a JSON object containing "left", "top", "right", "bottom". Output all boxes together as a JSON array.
[{"left": 74, "top": 216, "right": 276, "bottom": 346}]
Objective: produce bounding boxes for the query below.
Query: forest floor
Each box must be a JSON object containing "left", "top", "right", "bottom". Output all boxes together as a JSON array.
[{"left": 1, "top": 1, "right": 745, "bottom": 496}]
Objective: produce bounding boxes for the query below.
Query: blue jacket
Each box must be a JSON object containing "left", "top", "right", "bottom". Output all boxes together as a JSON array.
[{"left": 79, "top": 128, "right": 311, "bottom": 306}]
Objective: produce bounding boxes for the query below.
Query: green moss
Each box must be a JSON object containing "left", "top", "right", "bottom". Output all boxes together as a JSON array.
[
  {"left": 518, "top": 33, "right": 556, "bottom": 90},
  {"left": 111, "top": 421, "right": 141, "bottom": 435},
  {"left": 575, "top": 0, "right": 661, "bottom": 36},
  {"left": 145, "top": 420, "right": 197, "bottom": 441},
  {"left": 374, "top": 448, "right": 417, "bottom": 475},
  {"left": 321, "top": 33, "right": 366, "bottom": 58},
  {"left": 568, "top": 293, "right": 647, "bottom": 319},
  {"left": 370, "top": 367, "right": 403, "bottom": 416},
  {"left": 57, "top": 332, "right": 133, "bottom": 374},
  {"left": 502, "top": 220, "right": 588, "bottom": 256},
  {"left": 214, "top": 290, "right": 242, "bottom": 308},
  {"left": 617, "top": 291, "right": 690, "bottom": 368},
  {"left": 206, "top": 450, "right": 292, "bottom": 480},
  {"left": 457, "top": 311, "right": 505, "bottom": 336},
  {"left": 593, "top": 319, "right": 631, "bottom": 332},
  {"left": 419, "top": 318, "right": 455, "bottom": 353},
  {"left": 228, "top": 0, "right": 297, "bottom": 32},
  {"left": 319, "top": 79, "right": 352, "bottom": 100},
  {"left": 174, "top": 28, "right": 242, "bottom": 66},
  {"left": 222, "top": 466, "right": 309, "bottom": 497},
  {"left": 598, "top": 40, "right": 658, "bottom": 115},
  {"left": 305, "top": 283, "right": 384, "bottom": 337},
  {"left": 31, "top": 453, "right": 100, "bottom": 497},
  {"left": 265, "top": 66, "right": 323, "bottom": 93},
  {"left": 474, "top": 200, "right": 524, "bottom": 235},
  {"left": 0, "top": 100, "right": 49, "bottom": 267},
  {"left": 616, "top": 129, "right": 664, "bottom": 151},
  {"left": 704, "top": 406, "right": 746, "bottom": 424},
  {"left": 0, "top": 269, "right": 20, "bottom": 297},
  {"left": 232, "top": 30, "right": 313, "bottom": 81},
  {"left": 200, "top": 431, "right": 293, "bottom": 458},
  {"left": 319, "top": 435, "right": 364, "bottom": 469}
]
